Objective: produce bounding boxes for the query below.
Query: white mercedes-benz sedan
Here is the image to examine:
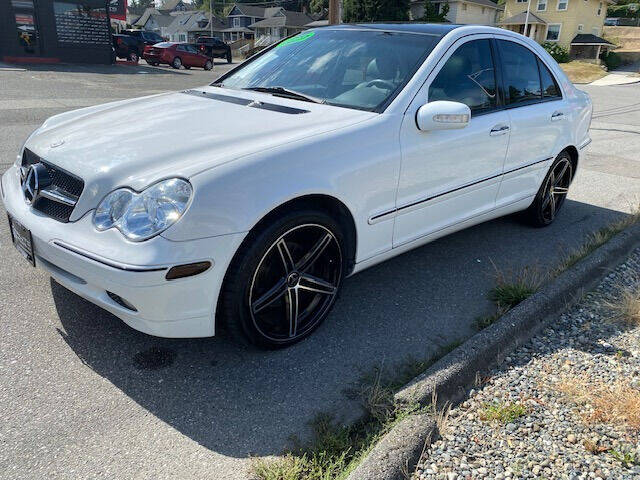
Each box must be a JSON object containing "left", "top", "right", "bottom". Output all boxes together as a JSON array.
[{"left": 2, "top": 24, "right": 592, "bottom": 348}]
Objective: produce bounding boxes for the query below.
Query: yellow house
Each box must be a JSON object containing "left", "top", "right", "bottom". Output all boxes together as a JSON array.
[{"left": 499, "top": 0, "right": 616, "bottom": 60}]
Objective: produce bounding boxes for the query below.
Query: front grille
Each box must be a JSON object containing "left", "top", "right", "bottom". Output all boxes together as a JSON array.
[{"left": 22, "top": 149, "right": 84, "bottom": 223}]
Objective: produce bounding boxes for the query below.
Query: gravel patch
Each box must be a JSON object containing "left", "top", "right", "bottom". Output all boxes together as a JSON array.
[{"left": 415, "top": 248, "right": 640, "bottom": 480}]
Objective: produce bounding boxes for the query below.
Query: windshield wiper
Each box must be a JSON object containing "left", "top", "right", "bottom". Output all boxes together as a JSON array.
[{"left": 242, "top": 86, "right": 322, "bottom": 104}]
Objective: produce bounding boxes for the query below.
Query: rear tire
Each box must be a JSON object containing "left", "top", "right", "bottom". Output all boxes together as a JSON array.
[
  {"left": 204, "top": 60, "right": 213, "bottom": 71},
  {"left": 523, "top": 151, "right": 574, "bottom": 227},
  {"left": 218, "top": 209, "right": 346, "bottom": 349},
  {"left": 226, "top": 51, "right": 232, "bottom": 63},
  {"left": 128, "top": 52, "right": 139, "bottom": 63},
  {"left": 172, "top": 57, "right": 182, "bottom": 69}
]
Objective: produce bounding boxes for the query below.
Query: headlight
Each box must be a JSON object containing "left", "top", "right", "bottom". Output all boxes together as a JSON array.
[{"left": 93, "top": 178, "right": 192, "bottom": 241}]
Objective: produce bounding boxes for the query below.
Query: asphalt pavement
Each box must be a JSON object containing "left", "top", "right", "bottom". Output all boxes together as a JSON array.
[{"left": 1, "top": 63, "right": 639, "bottom": 479}]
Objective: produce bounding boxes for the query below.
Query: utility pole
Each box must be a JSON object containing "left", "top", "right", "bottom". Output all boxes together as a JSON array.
[
  {"left": 328, "top": 0, "right": 340, "bottom": 24},
  {"left": 523, "top": 0, "right": 531, "bottom": 37}
]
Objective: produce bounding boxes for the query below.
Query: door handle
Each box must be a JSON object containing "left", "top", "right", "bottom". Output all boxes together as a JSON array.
[
  {"left": 490, "top": 125, "right": 510, "bottom": 136},
  {"left": 551, "top": 111, "right": 565, "bottom": 121}
]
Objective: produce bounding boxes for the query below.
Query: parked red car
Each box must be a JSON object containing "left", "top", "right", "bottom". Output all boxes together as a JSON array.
[{"left": 143, "top": 42, "right": 213, "bottom": 70}]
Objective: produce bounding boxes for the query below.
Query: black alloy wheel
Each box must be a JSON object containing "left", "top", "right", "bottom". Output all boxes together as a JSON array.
[
  {"left": 525, "top": 152, "right": 573, "bottom": 227},
  {"left": 219, "top": 211, "right": 346, "bottom": 348}
]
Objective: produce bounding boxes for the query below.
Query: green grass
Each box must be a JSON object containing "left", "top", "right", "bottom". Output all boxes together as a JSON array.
[
  {"left": 479, "top": 401, "right": 528, "bottom": 424},
  {"left": 489, "top": 283, "right": 536, "bottom": 310},
  {"left": 556, "top": 207, "right": 640, "bottom": 275},
  {"left": 610, "top": 446, "right": 640, "bottom": 467},
  {"left": 252, "top": 343, "right": 461, "bottom": 480}
]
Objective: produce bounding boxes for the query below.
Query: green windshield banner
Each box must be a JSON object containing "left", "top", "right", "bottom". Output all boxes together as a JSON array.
[{"left": 277, "top": 31, "right": 315, "bottom": 48}]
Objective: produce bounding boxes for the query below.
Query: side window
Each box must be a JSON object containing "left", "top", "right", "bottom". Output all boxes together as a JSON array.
[
  {"left": 497, "top": 40, "right": 542, "bottom": 106},
  {"left": 428, "top": 39, "right": 497, "bottom": 115},
  {"left": 538, "top": 59, "right": 561, "bottom": 99},
  {"left": 177, "top": 45, "right": 186, "bottom": 52}
]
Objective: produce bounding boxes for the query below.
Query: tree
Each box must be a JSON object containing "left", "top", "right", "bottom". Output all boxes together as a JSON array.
[
  {"left": 343, "top": 0, "right": 410, "bottom": 22},
  {"left": 310, "top": 0, "right": 328, "bottom": 14},
  {"left": 422, "top": 1, "right": 449, "bottom": 22}
]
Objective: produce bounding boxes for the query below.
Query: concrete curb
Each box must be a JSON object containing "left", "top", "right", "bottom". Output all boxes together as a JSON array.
[{"left": 347, "top": 222, "right": 640, "bottom": 480}]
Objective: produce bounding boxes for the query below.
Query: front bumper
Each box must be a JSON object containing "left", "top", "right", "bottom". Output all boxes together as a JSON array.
[{"left": 1, "top": 166, "right": 245, "bottom": 338}]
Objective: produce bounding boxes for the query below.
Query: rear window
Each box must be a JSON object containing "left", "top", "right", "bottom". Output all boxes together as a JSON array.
[{"left": 154, "top": 42, "right": 173, "bottom": 48}]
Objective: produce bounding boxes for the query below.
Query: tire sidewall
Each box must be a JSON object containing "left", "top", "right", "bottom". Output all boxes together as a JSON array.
[{"left": 220, "top": 209, "right": 347, "bottom": 349}]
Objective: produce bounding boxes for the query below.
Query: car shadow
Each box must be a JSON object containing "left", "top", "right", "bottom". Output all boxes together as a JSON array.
[{"left": 51, "top": 199, "right": 633, "bottom": 459}]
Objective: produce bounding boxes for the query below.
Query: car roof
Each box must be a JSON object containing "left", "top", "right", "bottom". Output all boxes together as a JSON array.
[{"left": 326, "top": 23, "right": 462, "bottom": 36}]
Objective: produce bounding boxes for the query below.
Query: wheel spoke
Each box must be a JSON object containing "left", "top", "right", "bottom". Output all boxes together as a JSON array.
[
  {"left": 548, "top": 192, "right": 556, "bottom": 219},
  {"left": 296, "top": 233, "right": 333, "bottom": 273},
  {"left": 276, "top": 239, "right": 295, "bottom": 274},
  {"left": 542, "top": 191, "right": 553, "bottom": 210},
  {"left": 553, "top": 162, "right": 569, "bottom": 186},
  {"left": 298, "top": 273, "right": 337, "bottom": 295},
  {"left": 552, "top": 186, "right": 569, "bottom": 195},
  {"left": 286, "top": 287, "right": 299, "bottom": 337},
  {"left": 252, "top": 279, "right": 287, "bottom": 314}
]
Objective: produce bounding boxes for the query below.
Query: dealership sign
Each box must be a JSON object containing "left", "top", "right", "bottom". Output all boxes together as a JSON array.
[{"left": 108, "top": 0, "right": 127, "bottom": 21}]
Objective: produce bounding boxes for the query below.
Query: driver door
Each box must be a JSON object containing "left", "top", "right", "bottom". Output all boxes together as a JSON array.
[{"left": 393, "top": 36, "right": 510, "bottom": 247}]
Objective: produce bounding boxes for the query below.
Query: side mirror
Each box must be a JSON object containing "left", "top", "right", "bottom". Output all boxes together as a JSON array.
[{"left": 416, "top": 100, "right": 471, "bottom": 131}]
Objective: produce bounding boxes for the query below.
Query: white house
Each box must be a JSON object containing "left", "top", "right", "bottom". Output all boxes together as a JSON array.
[{"left": 410, "top": 0, "right": 501, "bottom": 25}]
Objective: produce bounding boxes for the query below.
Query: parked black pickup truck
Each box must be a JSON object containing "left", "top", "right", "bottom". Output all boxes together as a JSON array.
[
  {"left": 112, "top": 34, "right": 144, "bottom": 62},
  {"left": 196, "top": 36, "right": 232, "bottom": 63}
]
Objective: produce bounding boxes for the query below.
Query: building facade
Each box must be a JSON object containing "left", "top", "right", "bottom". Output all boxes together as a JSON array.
[
  {"left": 1, "top": 0, "right": 112, "bottom": 64},
  {"left": 410, "top": 0, "right": 501, "bottom": 25},
  {"left": 499, "top": 0, "right": 615, "bottom": 58}
]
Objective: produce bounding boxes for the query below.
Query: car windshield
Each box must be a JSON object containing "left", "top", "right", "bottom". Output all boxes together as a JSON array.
[{"left": 216, "top": 28, "right": 440, "bottom": 111}]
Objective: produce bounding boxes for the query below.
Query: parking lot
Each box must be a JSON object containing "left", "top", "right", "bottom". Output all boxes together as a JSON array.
[{"left": 1, "top": 64, "right": 640, "bottom": 479}]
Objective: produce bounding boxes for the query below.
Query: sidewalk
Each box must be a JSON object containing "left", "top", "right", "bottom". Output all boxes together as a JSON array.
[
  {"left": 591, "top": 61, "right": 640, "bottom": 86},
  {"left": 415, "top": 248, "right": 640, "bottom": 480},
  {"left": 0, "top": 62, "right": 25, "bottom": 71}
]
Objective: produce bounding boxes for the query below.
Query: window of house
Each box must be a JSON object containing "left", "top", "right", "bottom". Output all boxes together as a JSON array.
[
  {"left": 428, "top": 39, "right": 497, "bottom": 115},
  {"left": 577, "top": 24, "right": 583, "bottom": 31},
  {"left": 179, "top": 34, "right": 186, "bottom": 41},
  {"left": 557, "top": 0, "right": 568, "bottom": 10},
  {"left": 497, "top": 40, "right": 542, "bottom": 106},
  {"left": 597, "top": 1, "right": 602, "bottom": 14},
  {"left": 546, "top": 23, "right": 561, "bottom": 40},
  {"left": 537, "top": 0, "right": 547, "bottom": 10},
  {"left": 538, "top": 59, "right": 562, "bottom": 98},
  {"left": 516, "top": 0, "right": 528, "bottom": 3},
  {"left": 233, "top": 17, "right": 240, "bottom": 27},
  {"left": 461, "top": 3, "right": 467, "bottom": 10},
  {"left": 482, "top": 7, "right": 486, "bottom": 13}
]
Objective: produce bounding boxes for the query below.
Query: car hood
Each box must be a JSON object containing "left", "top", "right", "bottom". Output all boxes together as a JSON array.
[{"left": 26, "top": 86, "right": 375, "bottom": 221}]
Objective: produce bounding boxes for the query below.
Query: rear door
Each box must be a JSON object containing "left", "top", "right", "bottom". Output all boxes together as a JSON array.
[
  {"left": 494, "top": 37, "right": 570, "bottom": 206},
  {"left": 187, "top": 44, "right": 206, "bottom": 66}
]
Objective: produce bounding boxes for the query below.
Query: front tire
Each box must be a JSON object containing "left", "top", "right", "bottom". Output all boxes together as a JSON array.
[
  {"left": 524, "top": 151, "right": 573, "bottom": 227},
  {"left": 219, "top": 210, "right": 346, "bottom": 349}
]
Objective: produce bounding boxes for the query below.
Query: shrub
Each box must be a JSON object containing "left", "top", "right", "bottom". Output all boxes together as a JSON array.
[
  {"left": 542, "top": 42, "right": 570, "bottom": 63},
  {"left": 601, "top": 51, "right": 622, "bottom": 70}
]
